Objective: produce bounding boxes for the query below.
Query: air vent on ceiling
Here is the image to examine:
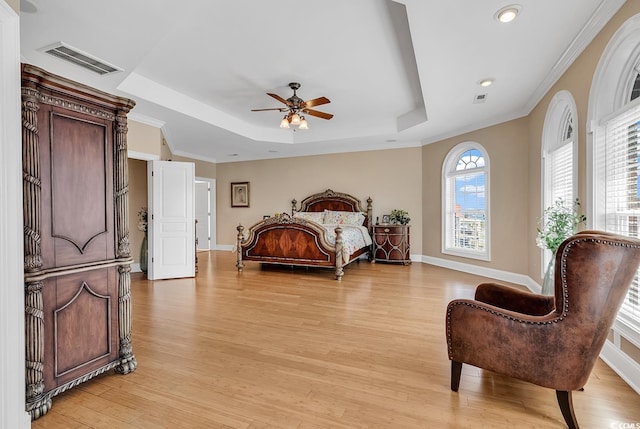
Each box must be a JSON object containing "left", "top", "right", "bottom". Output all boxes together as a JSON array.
[
  {"left": 473, "top": 93, "right": 488, "bottom": 104},
  {"left": 41, "top": 42, "right": 122, "bottom": 75}
]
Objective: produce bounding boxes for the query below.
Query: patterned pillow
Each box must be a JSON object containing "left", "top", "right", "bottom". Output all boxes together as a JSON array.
[
  {"left": 293, "top": 211, "right": 325, "bottom": 224},
  {"left": 323, "top": 210, "right": 365, "bottom": 225}
]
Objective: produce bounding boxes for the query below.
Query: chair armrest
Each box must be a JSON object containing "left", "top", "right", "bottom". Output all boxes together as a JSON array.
[
  {"left": 445, "top": 299, "right": 581, "bottom": 390},
  {"left": 474, "top": 282, "right": 554, "bottom": 316}
]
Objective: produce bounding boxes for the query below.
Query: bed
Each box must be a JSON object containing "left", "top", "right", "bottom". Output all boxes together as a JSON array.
[{"left": 236, "top": 189, "right": 373, "bottom": 279}]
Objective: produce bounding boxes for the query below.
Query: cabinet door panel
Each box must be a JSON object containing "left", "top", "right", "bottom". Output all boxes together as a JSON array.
[
  {"left": 44, "top": 111, "right": 115, "bottom": 267},
  {"left": 42, "top": 267, "right": 118, "bottom": 389}
]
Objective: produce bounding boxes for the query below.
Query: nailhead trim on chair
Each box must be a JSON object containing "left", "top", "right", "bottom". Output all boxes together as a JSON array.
[{"left": 445, "top": 236, "right": 640, "bottom": 358}]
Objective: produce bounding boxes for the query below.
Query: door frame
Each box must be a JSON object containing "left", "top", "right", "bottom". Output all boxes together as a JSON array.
[{"left": 195, "top": 176, "right": 216, "bottom": 251}]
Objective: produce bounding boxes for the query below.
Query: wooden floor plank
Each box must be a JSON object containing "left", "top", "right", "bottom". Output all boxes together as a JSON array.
[{"left": 31, "top": 251, "right": 640, "bottom": 428}]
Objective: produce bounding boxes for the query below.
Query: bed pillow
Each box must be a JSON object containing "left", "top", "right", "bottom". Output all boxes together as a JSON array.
[
  {"left": 323, "top": 210, "right": 366, "bottom": 226},
  {"left": 293, "top": 211, "right": 325, "bottom": 224}
]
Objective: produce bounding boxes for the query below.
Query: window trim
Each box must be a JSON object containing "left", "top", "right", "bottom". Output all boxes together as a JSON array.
[
  {"left": 441, "top": 142, "right": 491, "bottom": 261},
  {"left": 588, "top": 12, "right": 640, "bottom": 347},
  {"left": 541, "top": 90, "right": 578, "bottom": 273}
]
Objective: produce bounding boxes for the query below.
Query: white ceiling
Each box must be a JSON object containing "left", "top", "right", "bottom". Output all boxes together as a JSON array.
[{"left": 19, "top": 0, "right": 625, "bottom": 163}]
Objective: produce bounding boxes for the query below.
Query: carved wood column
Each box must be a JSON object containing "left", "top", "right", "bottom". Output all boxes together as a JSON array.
[
  {"left": 114, "top": 264, "right": 137, "bottom": 374},
  {"left": 334, "top": 226, "right": 344, "bottom": 280},
  {"left": 24, "top": 280, "right": 49, "bottom": 419},
  {"left": 114, "top": 111, "right": 130, "bottom": 259},
  {"left": 236, "top": 225, "right": 245, "bottom": 272},
  {"left": 22, "top": 85, "right": 48, "bottom": 419},
  {"left": 113, "top": 109, "right": 136, "bottom": 374},
  {"left": 22, "top": 87, "right": 42, "bottom": 272}
]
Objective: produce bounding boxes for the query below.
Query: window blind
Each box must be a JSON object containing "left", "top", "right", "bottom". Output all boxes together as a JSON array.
[
  {"left": 548, "top": 143, "right": 573, "bottom": 205},
  {"left": 604, "top": 101, "right": 640, "bottom": 329}
]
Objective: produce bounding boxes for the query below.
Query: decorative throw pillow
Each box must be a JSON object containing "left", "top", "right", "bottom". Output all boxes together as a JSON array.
[
  {"left": 323, "top": 210, "right": 365, "bottom": 225},
  {"left": 293, "top": 211, "right": 325, "bottom": 224}
]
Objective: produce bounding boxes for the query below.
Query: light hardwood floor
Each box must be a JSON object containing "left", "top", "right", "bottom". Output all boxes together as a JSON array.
[{"left": 32, "top": 251, "right": 640, "bottom": 428}]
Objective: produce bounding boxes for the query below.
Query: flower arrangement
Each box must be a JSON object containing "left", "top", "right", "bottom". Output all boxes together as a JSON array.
[
  {"left": 536, "top": 198, "right": 586, "bottom": 253},
  {"left": 137, "top": 207, "right": 148, "bottom": 233},
  {"left": 389, "top": 209, "right": 410, "bottom": 225}
]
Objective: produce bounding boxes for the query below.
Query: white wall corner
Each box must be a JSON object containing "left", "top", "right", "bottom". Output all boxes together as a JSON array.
[{"left": 0, "top": 1, "right": 30, "bottom": 427}]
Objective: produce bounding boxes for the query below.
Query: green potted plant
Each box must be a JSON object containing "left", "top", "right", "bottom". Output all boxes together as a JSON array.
[
  {"left": 389, "top": 209, "right": 410, "bottom": 225},
  {"left": 537, "top": 198, "right": 586, "bottom": 295}
]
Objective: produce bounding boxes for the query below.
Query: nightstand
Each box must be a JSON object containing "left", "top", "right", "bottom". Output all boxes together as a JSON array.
[{"left": 372, "top": 224, "right": 411, "bottom": 264}]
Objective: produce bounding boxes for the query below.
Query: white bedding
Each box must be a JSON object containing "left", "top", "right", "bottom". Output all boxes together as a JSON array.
[{"left": 322, "top": 224, "right": 372, "bottom": 264}]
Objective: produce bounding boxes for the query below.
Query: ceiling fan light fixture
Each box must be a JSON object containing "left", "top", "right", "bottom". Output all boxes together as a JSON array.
[
  {"left": 495, "top": 5, "right": 522, "bottom": 23},
  {"left": 299, "top": 117, "right": 308, "bottom": 130},
  {"left": 251, "top": 82, "right": 332, "bottom": 129}
]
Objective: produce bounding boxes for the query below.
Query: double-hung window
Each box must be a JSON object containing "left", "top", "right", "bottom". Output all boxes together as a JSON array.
[
  {"left": 601, "top": 92, "right": 640, "bottom": 329},
  {"left": 442, "top": 143, "right": 490, "bottom": 260}
]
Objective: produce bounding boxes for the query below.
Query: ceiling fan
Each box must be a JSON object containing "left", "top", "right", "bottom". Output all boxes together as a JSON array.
[{"left": 251, "top": 82, "right": 333, "bottom": 129}]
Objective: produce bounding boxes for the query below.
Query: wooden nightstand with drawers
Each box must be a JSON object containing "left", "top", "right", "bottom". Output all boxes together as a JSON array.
[{"left": 372, "top": 224, "right": 411, "bottom": 265}]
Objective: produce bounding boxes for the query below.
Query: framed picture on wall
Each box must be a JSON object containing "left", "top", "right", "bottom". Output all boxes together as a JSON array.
[{"left": 231, "top": 182, "right": 249, "bottom": 207}]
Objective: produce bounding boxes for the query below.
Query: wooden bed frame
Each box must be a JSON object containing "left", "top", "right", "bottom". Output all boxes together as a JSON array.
[{"left": 236, "top": 189, "right": 373, "bottom": 279}]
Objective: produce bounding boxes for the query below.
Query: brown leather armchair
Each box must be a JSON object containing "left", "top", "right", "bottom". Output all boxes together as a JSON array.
[{"left": 446, "top": 231, "right": 640, "bottom": 429}]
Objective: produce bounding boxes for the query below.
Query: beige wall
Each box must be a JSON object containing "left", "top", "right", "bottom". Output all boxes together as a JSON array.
[
  {"left": 421, "top": 118, "right": 530, "bottom": 273},
  {"left": 171, "top": 154, "right": 217, "bottom": 179},
  {"left": 216, "top": 147, "right": 423, "bottom": 252},
  {"left": 128, "top": 120, "right": 163, "bottom": 157},
  {"left": 128, "top": 159, "right": 148, "bottom": 264},
  {"left": 7, "top": 0, "right": 17, "bottom": 13}
]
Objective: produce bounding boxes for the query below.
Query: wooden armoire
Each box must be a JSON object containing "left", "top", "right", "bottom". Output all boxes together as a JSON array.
[{"left": 21, "top": 64, "right": 137, "bottom": 419}]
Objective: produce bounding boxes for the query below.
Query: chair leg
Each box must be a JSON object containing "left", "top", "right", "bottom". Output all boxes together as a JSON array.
[
  {"left": 450, "top": 361, "right": 462, "bottom": 392},
  {"left": 556, "top": 390, "right": 579, "bottom": 429}
]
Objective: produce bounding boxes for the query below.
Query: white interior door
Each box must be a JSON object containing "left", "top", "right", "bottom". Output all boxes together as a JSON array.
[
  {"left": 148, "top": 160, "right": 195, "bottom": 280},
  {"left": 194, "top": 181, "right": 210, "bottom": 250}
]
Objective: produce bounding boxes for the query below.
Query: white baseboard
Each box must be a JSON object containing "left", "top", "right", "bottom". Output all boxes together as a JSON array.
[
  {"left": 600, "top": 340, "right": 640, "bottom": 395},
  {"left": 421, "top": 254, "right": 540, "bottom": 293},
  {"left": 131, "top": 263, "right": 141, "bottom": 273}
]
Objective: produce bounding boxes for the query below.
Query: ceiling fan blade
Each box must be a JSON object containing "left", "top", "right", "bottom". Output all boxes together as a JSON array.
[
  {"left": 302, "top": 96, "right": 330, "bottom": 108},
  {"left": 251, "top": 108, "right": 287, "bottom": 112},
  {"left": 267, "top": 93, "right": 291, "bottom": 106},
  {"left": 303, "top": 108, "right": 334, "bottom": 120}
]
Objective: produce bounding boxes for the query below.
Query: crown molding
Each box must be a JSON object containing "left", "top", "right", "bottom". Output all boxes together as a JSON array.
[{"left": 523, "top": 0, "right": 627, "bottom": 114}]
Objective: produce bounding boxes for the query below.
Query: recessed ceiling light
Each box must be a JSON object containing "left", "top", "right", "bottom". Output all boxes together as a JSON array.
[
  {"left": 479, "top": 78, "right": 494, "bottom": 87},
  {"left": 495, "top": 5, "right": 522, "bottom": 23}
]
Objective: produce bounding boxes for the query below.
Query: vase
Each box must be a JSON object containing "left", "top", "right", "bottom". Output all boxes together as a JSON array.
[
  {"left": 140, "top": 233, "right": 148, "bottom": 274},
  {"left": 541, "top": 251, "right": 555, "bottom": 296}
]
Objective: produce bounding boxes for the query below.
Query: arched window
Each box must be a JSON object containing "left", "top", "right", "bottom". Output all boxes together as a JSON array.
[
  {"left": 589, "top": 13, "right": 640, "bottom": 336},
  {"left": 541, "top": 91, "right": 578, "bottom": 267},
  {"left": 442, "top": 142, "right": 490, "bottom": 260}
]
